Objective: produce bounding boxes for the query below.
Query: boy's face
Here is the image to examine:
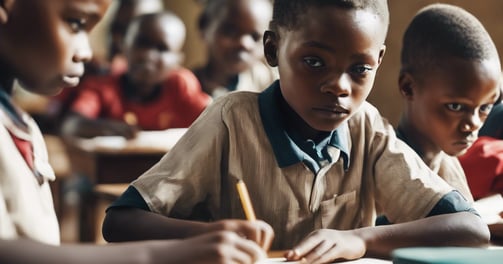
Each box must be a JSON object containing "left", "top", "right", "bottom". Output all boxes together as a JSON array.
[
  {"left": 265, "top": 6, "right": 386, "bottom": 132},
  {"left": 0, "top": 0, "right": 111, "bottom": 95},
  {"left": 202, "top": 0, "right": 271, "bottom": 75},
  {"left": 402, "top": 58, "right": 501, "bottom": 156},
  {"left": 109, "top": 0, "right": 162, "bottom": 60},
  {"left": 124, "top": 17, "right": 184, "bottom": 92}
]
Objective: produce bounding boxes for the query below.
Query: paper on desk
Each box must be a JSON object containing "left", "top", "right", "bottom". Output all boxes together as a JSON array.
[
  {"left": 473, "top": 194, "right": 503, "bottom": 225},
  {"left": 255, "top": 257, "right": 390, "bottom": 263},
  {"left": 75, "top": 128, "right": 187, "bottom": 153}
]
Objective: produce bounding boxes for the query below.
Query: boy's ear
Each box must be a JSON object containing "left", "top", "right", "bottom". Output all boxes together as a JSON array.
[
  {"left": 0, "top": 0, "right": 13, "bottom": 24},
  {"left": 263, "top": 30, "right": 278, "bottom": 67},
  {"left": 398, "top": 71, "right": 416, "bottom": 100},
  {"left": 377, "top": 44, "right": 386, "bottom": 65}
]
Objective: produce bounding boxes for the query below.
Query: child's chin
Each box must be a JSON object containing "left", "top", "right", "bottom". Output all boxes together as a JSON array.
[{"left": 449, "top": 148, "right": 469, "bottom": 157}]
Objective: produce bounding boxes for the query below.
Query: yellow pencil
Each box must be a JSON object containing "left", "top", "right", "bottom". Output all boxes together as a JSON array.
[{"left": 236, "top": 180, "right": 256, "bottom": 221}]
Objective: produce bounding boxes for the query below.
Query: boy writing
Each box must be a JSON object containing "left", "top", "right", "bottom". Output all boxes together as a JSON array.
[
  {"left": 104, "top": 0, "right": 489, "bottom": 263},
  {"left": 0, "top": 0, "right": 268, "bottom": 263},
  {"left": 61, "top": 11, "right": 210, "bottom": 139}
]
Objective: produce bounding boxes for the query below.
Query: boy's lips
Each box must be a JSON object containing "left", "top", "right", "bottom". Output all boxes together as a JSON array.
[
  {"left": 62, "top": 75, "right": 81, "bottom": 87},
  {"left": 314, "top": 105, "right": 350, "bottom": 114},
  {"left": 453, "top": 137, "right": 476, "bottom": 149}
]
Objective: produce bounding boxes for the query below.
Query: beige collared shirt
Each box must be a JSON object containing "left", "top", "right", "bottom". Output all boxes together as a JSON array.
[
  {"left": 133, "top": 91, "right": 453, "bottom": 249},
  {"left": 426, "top": 152, "right": 474, "bottom": 203}
]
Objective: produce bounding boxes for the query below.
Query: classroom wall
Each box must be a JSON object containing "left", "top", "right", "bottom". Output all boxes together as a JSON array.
[{"left": 92, "top": 0, "right": 503, "bottom": 126}]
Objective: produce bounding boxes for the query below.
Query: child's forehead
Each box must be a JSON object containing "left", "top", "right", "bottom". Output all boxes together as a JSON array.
[
  {"left": 135, "top": 15, "right": 185, "bottom": 36},
  {"left": 418, "top": 58, "right": 501, "bottom": 99},
  {"left": 278, "top": 6, "right": 387, "bottom": 44},
  {"left": 277, "top": 5, "right": 387, "bottom": 40},
  {"left": 208, "top": 0, "right": 271, "bottom": 21}
]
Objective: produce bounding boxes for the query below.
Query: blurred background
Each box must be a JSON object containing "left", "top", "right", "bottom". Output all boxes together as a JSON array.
[{"left": 88, "top": 0, "right": 503, "bottom": 126}]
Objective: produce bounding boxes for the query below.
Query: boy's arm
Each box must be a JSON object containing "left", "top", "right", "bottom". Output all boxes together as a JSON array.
[
  {"left": 61, "top": 111, "right": 137, "bottom": 139},
  {"left": 0, "top": 234, "right": 268, "bottom": 264},
  {"left": 286, "top": 211, "right": 489, "bottom": 263},
  {"left": 103, "top": 206, "right": 274, "bottom": 251},
  {"left": 362, "top": 211, "right": 489, "bottom": 257},
  {"left": 103, "top": 186, "right": 274, "bottom": 249}
]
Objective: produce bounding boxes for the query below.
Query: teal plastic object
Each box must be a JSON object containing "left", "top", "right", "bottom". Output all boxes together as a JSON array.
[{"left": 392, "top": 247, "right": 503, "bottom": 264}]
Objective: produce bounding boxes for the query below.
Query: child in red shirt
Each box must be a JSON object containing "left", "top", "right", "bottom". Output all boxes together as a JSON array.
[{"left": 62, "top": 11, "right": 210, "bottom": 139}]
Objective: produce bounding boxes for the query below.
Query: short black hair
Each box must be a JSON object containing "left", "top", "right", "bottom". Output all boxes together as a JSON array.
[
  {"left": 270, "top": 0, "right": 389, "bottom": 34},
  {"left": 197, "top": 0, "right": 272, "bottom": 30},
  {"left": 401, "top": 3, "right": 499, "bottom": 77},
  {"left": 125, "top": 11, "right": 186, "bottom": 45}
]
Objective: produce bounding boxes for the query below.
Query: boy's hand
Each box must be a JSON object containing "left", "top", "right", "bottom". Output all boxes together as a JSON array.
[
  {"left": 285, "top": 229, "right": 366, "bottom": 264},
  {"left": 100, "top": 120, "right": 138, "bottom": 139},
  {"left": 153, "top": 231, "right": 267, "bottom": 264},
  {"left": 205, "top": 219, "right": 274, "bottom": 251}
]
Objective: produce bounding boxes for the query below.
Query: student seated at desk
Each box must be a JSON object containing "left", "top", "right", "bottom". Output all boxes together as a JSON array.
[
  {"left": 103, "top": 1, "right": 490, "bottom": 263},
  {"left": 386, "top": 3, "right": 503, "bottom": 242},
  {"left": 1, "top": 1, "right": 269, "bottom": 263},
  {"left": 61, "top": 11, "right": 210, "bottom": 139},
  {"left": 192, "top": 0, "right": 278, "bottom": 98}
]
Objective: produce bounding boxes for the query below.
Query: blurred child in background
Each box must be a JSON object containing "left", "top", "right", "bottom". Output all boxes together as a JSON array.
[
  {"left": 62, "top": 11, "right": 210, "bottom": 139},
  {"left": 42, "top": 0, "right": 164, "bottom": 134},
  {"left": 193, "top": 0, "right": 277, "bottom": 98}
]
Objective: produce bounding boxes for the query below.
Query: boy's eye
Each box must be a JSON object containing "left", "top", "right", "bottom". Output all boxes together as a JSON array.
[
  {"left": 67, "top": 18, "right": 87, "bottom": 32},
  {"left": 303, "top": 56, "right": 324, "bottom": 68},
  {"left": 446, "top": 103, "right": 463, "bottom": 112},
  {"left": 350, "top": 64, "right": 372, "bottom": 75},
  {"left": 219, "top": 24, "right": 240, "bottom": 38},
  {"left": 250, "top": 32, "right": 262, "bottom": 43},
  {"left": 479, "top": 104, "right": 494, "bottom": 114}
]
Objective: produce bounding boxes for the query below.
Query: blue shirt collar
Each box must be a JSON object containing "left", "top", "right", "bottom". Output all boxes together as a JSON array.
[
  {"left": 0, "top": 87, "right": 26, "bottom": 128},
  {"left": 258, "top": 80, "right": 350, "bottom": 171}
]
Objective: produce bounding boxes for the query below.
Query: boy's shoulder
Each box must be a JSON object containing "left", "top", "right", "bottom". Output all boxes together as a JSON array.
[
  {"left": 348, "top": 101, "right": 391, "bottom": 131},
  {"left": 213, "top": 90, "right": 260, "bottom": 111}
]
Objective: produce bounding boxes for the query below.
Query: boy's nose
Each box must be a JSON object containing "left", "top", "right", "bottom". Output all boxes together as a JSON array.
[
  {"left": 320, "top": 73, "right": 351, "bottom": 97},
  {"left": 460, "top": 113, "right": 483, "bottom": 133},
  {"left": 238, "top": 34, "right": 255, "bottom": 51},
  {"left": 73, "top": 35, "right": 93, "bottom": 63}
]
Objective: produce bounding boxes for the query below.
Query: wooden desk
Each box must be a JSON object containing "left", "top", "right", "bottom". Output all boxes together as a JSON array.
[
  {"left": 262, "top": 251, "right": 391, "bottom": 263},
  {"left": 63, "top": 129, "right": 187, "bottom": 242},
  {"left": 64, "top": 129, "right": 186, "bottom": 184},
  {"left": 92, "top": 183, "right": 129, "bottom": 244}
]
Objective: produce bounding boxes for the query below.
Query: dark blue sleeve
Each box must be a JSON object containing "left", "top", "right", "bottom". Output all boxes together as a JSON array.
[
  {"left": 426, "top": 190, "right": 479, "bottom": 217},
  {"left": 106, "top": 185, "right": 150, "bottom": 212},
  {"left": 376, "top": 191, "right": 479, "bottom": 225}
]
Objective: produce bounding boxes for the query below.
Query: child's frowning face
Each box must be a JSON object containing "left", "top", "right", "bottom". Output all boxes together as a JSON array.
[
  {"left": 0, "top": 0, "right": 111, "bottom": 95},
  {"left": 403, "top": 57, "right": 501, "bottom": 156},
  {"left": 265, "top": 5, "right": 386, "bottom": 132}
]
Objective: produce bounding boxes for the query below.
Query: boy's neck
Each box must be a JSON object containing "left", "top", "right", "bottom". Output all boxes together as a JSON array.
[
  {"left": 203, "top": 61, "right": 239, "bottom": 85},
  {"left": 122, "top": 75, "right": 161, "bottom": 103},
  {"left": 0, "top": 64, "right": 14, "bottom": 94},
  {"left": 278, "top": 91, "right": 328, "bottom": 143},
  {"left": 397, "top": 116, "right": 442, "bottom": 161}
]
